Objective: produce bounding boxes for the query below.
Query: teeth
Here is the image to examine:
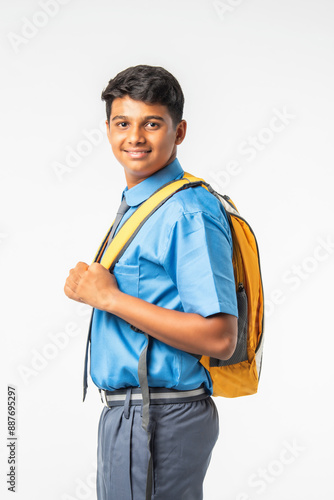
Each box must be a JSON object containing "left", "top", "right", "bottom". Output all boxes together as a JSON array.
[{"left": 127, "top": 151, "right": 149, "bottom": 154}]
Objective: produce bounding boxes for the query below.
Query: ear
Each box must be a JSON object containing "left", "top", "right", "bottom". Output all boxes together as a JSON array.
[
  {"left": 175, "top": 120, "right": 187, "bottom": 145},
  {"left": 105, "top": 120, "right": 112, "bottom": 144}
]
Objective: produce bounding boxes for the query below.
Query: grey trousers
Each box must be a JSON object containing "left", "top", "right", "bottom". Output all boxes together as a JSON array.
[{"left": 96, "top": 396, "right": 219, "bottom": 500}]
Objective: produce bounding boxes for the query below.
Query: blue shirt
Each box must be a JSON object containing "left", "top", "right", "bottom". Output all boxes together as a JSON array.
[{"left": 90, "top": 158, "right": 238, "bottom": 395}]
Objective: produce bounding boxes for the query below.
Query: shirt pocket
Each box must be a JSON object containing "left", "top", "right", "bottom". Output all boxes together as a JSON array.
[{"left": 113, "top": 263, "right": 139, "bottom": 298}]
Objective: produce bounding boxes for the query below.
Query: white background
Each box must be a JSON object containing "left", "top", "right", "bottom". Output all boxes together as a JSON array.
[{"left": 1, "top": 0, "right": 334, "bottom": 499}]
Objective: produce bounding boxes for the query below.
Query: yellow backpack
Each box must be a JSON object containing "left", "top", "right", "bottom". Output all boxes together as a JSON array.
[{"left": 94, "top": 172, "right": 265, "bottom": 398}]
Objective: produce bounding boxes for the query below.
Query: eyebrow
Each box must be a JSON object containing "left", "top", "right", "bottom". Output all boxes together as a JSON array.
[{"left": 111, "top": 114, "right": 166, "bottom": 123}]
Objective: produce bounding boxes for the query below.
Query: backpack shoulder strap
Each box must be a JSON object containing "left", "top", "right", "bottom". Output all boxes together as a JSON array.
[
  {"left": 96, "top": 175, "right": 191, "bottom": 270},
  {"left": 95, "top": 171, "right": 220, "bottom": 271}
]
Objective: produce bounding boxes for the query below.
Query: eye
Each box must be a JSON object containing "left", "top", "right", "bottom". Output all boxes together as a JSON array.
[
  {"left": 116, "top": 121, "right": 128, "bottom": 128},
  {"left": 146, "top": 122, "right": 159, "bottom": 129}
]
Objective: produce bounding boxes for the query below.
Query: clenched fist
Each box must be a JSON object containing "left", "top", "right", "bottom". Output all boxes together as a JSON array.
[{"left": 64, "top": 261, "right": 120, "bottom": 311}]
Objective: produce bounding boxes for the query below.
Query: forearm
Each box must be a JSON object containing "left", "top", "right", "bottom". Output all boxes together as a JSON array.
[{"left": 106, "top": 290, "right": 237, "bottom": 360}]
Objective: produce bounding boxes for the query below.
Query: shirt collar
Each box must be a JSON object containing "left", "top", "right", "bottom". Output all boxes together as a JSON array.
[{"left": 122, "top": 157, "right": 184, "bottom": 207}]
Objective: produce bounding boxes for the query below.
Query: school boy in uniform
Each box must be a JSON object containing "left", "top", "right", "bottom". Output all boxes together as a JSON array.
[{"left": 64, "top": 65, "right": 238, "bottom": 500}]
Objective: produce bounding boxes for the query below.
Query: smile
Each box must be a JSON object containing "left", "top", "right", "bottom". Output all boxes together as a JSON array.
[{"left": 124, "top": 150, "right": 152, "bottom": 158}]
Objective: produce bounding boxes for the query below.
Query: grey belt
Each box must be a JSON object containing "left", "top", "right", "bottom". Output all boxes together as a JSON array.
[{"left": 99, "top": 385, "right": 208, "bottom": 408}]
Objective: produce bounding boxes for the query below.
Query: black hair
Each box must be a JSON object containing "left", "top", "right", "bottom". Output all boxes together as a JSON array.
[{"left": 101, "top": 65, "right": 184, "bottom": 129}]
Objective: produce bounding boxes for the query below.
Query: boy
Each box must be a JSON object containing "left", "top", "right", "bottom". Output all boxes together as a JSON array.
[{"left": 64, "top": 65, "right": 238, "bottom": 500}]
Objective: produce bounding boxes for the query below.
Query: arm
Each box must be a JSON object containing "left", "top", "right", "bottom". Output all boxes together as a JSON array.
[
  {"left": 64, "top": 261, "right": 237, "bottom": 360},
  {"left": 107, "top": 285, "right": 237, "bottom": 360}
]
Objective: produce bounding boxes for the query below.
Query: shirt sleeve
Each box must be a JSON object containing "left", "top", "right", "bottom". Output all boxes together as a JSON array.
[{"left": 161, "top": 210, "right": 238, "bottom": 318}]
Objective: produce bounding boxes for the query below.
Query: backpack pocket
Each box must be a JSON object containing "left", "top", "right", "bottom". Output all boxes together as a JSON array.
[{"left": 210, "top": 283, "right": 248, "bottom": 367}]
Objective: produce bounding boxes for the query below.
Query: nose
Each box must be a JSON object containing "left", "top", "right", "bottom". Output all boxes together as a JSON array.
[{"left": 127, "top": 125, "right": 146, "bottom": 145}]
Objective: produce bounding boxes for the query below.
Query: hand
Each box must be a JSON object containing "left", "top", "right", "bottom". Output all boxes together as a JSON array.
[{"left": 64, "top": 261, "right": 120, "bottom": 311}]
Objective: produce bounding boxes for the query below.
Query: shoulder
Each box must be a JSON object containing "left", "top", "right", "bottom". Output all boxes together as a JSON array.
[
  {"left": 163, "top": 184, "right": 231, "bottom": 233},
  {"left": 133, "top": 183, "right": 233, "bottom": 264}
]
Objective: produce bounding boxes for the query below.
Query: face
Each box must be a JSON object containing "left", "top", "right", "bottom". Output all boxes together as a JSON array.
[{"left": 106, "top": 95, "right": 187, "bottom": 188}]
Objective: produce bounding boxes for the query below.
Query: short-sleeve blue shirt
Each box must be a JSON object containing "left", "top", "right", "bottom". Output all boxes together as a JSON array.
[{"left": 90, "top": 158, "right": 238, "bottom": 395}]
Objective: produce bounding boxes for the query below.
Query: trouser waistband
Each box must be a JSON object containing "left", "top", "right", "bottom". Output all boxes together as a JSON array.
[{"left": 99, "top": 386, "right": 208, "bottom": 407}]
